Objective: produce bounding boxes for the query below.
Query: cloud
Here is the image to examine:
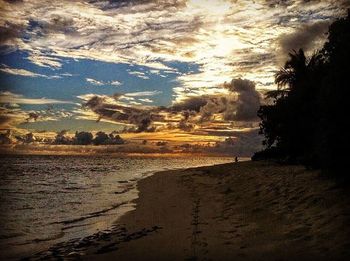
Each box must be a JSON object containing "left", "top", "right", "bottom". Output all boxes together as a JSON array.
[
  {"left": 171, "top": 78, "right": 261, "bottom": 122},
  {"left": 278, "top": 20, "right": 330, "bottom": 61},
  {"left": 86, "top": 78, "right": 104, "bottom": 86},
  {"left": 1, "top": 0, "right": 347, "bottom": 143},
  {"left": 138, "top": 98, "right": 153, "bottom": 103},
  {"left": 0, "top": 22, "right": 23, "bottom": 46},
  {"left": 0, "top": 104, "right": 72, "bottom": 131},
  {"left": 110, "top": 80, "right": 122, "bottom": 86},
  {"left": 61, "top": 72, "right": 74, "bottom": 77},
  {"left": 79, "top": 93, "right": 162, "bottom": 132},
  {"left": 26, "top": 112, "right": 39, "bottom": 122},
  {"left": 170, "top": 96, "right": 209, "bottom": 112},
  {"left": 0, "top": 0, "right": 347, "bottom": 98},
  {"left": 0, "top": 64, "right": 71, "bottom": 78},
  {"left": 0, "top": 91, "right": 75, "bottom": 132},
  {"left": 0, "top": 91, "right": 73, "bottom": 105},
  {"left": 204, "top": 128, "right": 263, "bottom": 157},
  {"left": 0, "top": 64, "right": 47, "bottom": 77},
  {"left": 26, "top": 54, "right": 63, "bottom": 68},
  {"left": 0, "top": 106, "right": 28, "bottom": 130},
  {"left": 78, "top": 77, "right": 260, "bottom": 136},
  {"left": 86, "top": 78, "right": 122, "bottom": 86},
  {"left": 177, "top": 118, "right": 195, "bottom": 132},
  {"left": 124, "top": 90, "right": 162, "bottom": 97},
  {"left": 128, "top": 71, "right": 150, "bottom": 80},
  {"left": 225, "top": 78, "right": 261, "bottom": 121}
]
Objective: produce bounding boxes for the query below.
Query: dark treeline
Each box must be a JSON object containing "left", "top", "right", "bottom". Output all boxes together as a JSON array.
[
  {"left": 5, "top": 130, "right": 126, "bottom": 145},
  {"left": 54, "top": 130, "right": 125, "bottom": 145},
  {"left": 253, "top": 10, "right": 349, "bottom": 175}
]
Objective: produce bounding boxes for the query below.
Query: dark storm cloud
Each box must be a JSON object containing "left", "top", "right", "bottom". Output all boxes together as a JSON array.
[
  {"left": 225, "top": 78, "right": 261, "bottom": 121},
  {"left": 89, "top": 0, "right": 187, "bottom": 11},
  {"left": 81, "top": 78, "right": 261, "bottom": 134},
  {"left": 82, "top": 94, "right": 163, "bottom": 132},
  {"left": 0, "top": 129, "right": 12, "bottom": 144},
  {"left": 0, "top": 22, "right": 23, "bottom": 46},
  {"left": 26, "top": 112, "right": 39, "bottom": 122},
  {"left": 170, "top": 96, "right": 209, "bottom": 112},
  {"left": 279, "top": 21, "right": 330, "bottom": 55},
  {"left": 38, "top": 15, "right": 75, "bottom": 34},
  {"left": 3, "top": 0, "right": 23, "bottom": 3},
  {"left": 176, "top": 110, "right": 196, "bottom": 131},
  {"left": 0, "top": 114, "right": 12, "bottom": 126},
  {"left": 196, "top": 128, "right": 263, "bottom": 157},
  {"left": 198, "top": 96, "right": 229, "bottom": 122},
  {"left": 264, "top": 0, "right": 294, "bottom": 8},
  {"left": 170, "top": 95, "right": 229, "bottom": 122},
  {"left": 170, "top": 78, "right": 261, "bottom": 123},
  {"left": 196, "top": 78, "right": 261, "bottom": 122},
  {"left": 127, "top": 110, "right": 154, "bottom": 132},
  {"left": 177, "top": 119, "right": 195, "bottom": 132}
]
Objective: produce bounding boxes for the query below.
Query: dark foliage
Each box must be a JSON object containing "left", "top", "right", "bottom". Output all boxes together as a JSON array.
[
  {"left": 52, "top": 130, "right": 125, "bottom": 145},
  {"left": 74, "top": 131, "right": 93, "bottom": 145},
  {"left": 253, "top": 10, "right": 350, "bottom": 175},
  {"left": 93, "top": 131, "right": 110, "bottom": 145}
]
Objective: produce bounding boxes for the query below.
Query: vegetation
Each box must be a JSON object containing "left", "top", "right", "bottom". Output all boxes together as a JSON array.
[
  {"left": 52, "top": 130, "right": 124, "bottom": 145},
  {"left": 253, "top": 10, "right": 350, "bottom": 174},
  {"left": 55, "top": 131, "right": 125, "bottom": 145}
]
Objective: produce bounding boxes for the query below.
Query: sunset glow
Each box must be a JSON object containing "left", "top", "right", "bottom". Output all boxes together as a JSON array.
[{"left": 0, "top": 0, "right": 348, "bottom": 155}]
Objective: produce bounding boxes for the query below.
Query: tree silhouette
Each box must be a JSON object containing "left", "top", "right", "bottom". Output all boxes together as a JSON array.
[
  {"left": 254, "top": 10, "right": 350, "bottom": 176},
  {"left": 93, "top": 131, "right": 109, "bottom": 145},
  {"left": 74, "top": 131, "right": 93, "bottom": 145}
]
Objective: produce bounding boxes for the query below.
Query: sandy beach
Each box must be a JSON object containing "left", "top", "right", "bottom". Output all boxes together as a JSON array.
[{"left": 31, "top": 161, "right": 350, "bottom": 260}]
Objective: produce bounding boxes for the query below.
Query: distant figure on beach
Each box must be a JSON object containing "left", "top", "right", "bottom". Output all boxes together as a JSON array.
[{"left": 235, "top": 156, "right": 238, "bottom": 163}]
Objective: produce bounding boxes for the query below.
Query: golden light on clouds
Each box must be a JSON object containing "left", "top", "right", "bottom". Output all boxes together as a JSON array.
[
  {"left": 0, "top": 0, "right": 348, "bottom": 154},
  {"left": 1, "top": 0, "right": 346, "bottom": 94}
]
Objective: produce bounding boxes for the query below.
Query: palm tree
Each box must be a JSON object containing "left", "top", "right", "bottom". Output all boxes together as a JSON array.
[
  {"left": 254, "top": 11, "right": 349, "bottom": 172},
  {"left": 266, "top": 49, "right": 324, "bottom": 103},
  {"left": 262, "top": 49, "right": 324, "bottom": 159},
  {"left": 275, "top": 49, "right": 307, "bottom": 88},
  {"left": 264, "top": 49, "right": 306, "bottom": 102},
  {"left": 274, "top": 49, "right": 324, "bottom": 95}
]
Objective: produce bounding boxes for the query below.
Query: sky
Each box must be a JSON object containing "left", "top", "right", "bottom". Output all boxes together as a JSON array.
[{"left": 0, "top": 0, "right": 349, "bottom": 153}]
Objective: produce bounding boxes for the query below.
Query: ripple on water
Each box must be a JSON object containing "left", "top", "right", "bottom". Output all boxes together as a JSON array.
[{"left": 0, "top": 155, "right": 234, "bottom": 259}]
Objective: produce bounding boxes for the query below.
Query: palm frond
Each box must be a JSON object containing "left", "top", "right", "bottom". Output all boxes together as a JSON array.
[
  {"left": 265, "top": 89, "right": 289, "bottom": 100},
  {"left": 275, "top": 68, "right": 295, "bottom": 88}
]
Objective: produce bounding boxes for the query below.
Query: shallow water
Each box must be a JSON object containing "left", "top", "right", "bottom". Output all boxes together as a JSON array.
[{"left": 0, "top": 154, "right": 233, "bottom": 259}]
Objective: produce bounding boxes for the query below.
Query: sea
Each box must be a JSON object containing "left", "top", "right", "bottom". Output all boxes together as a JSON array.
[{"left": 0, "top": 154, "right": 234, "bottom": 259}]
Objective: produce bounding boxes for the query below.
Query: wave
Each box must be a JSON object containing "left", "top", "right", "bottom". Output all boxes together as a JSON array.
[
  {"left": 51, "top": 202, "right": 128, "bottom": 226},
  {"left": 10, "top": 232, "right": 65, "bottom": 246}
]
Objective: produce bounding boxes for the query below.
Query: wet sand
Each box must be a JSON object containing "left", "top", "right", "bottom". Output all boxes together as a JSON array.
[{"left": 31, "top": 161, "right": 350, "bottom": 260}]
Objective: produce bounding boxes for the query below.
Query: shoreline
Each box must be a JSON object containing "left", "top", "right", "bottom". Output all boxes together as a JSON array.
[
  {"left": 8, "top": 157, "right": 232, "bottom": 260},
  {"left": 0, "top": 149, "right": 243, "bottom": 158},
  {"left": 28, "top": 161, "right": 350, "bottom": 260}
]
